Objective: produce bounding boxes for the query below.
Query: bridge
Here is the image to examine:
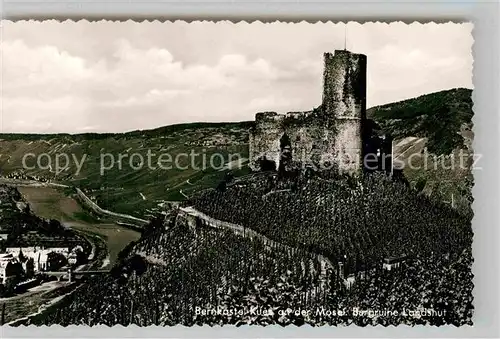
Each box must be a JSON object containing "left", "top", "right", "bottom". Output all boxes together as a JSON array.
[{"left": 42, "top": 268, "right": 110, "bottom": 282}]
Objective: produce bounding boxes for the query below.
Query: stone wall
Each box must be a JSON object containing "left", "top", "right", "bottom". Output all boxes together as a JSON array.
[
  {"left": 322, "top": 50, "right": 366, "bottom": 120},
  {"left": 178, "top": 206, "right": 333, "bottom": 280},
  {"left": 249, "top": 112, "right": 286, "bottom": 170},
  {"left": 249, "top": 50, "right": 367, "bottom": 175},
  {"left": 323, "top": 51, "right": 366, "bottom": 174}
]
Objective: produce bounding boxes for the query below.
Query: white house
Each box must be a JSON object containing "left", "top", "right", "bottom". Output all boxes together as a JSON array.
[
  {"left": 6, "top": 247, "right": 36, "bottom": 256},
  {"left": 7, "top": 246, "right": 70, "bottom": 257},
  {"left": 6, "top": 247, "right": 65, "bottom": 272},
  {"left": 0, "top": 253, "right": 18, "bottom": 284},
  {"left": 21, "top": 257, "right": 35, "bottom": 278},
  {"left": 49, "top": 247, "right": 70, "bottom": 256},
  {"left": 34, "top": 251, "right": 49, "bottom": 272},
  {"left": 343, "top": 274, "right": 356, "bottom": 289},
  {"left": 68, "top": 252, "right": 78, "bottom": 265}
]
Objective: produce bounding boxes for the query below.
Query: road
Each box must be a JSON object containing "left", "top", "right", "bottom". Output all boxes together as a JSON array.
[
  {"left": 0, "top": 177, "right": 69, "bottom": 188},
  {"left": 75, "top": 188, "right": 148, "bottom": 226}
]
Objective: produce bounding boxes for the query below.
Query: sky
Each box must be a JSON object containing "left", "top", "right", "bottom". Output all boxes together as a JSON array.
[{"left": 1, "top": 21, "right": 473, "bottom": 134}]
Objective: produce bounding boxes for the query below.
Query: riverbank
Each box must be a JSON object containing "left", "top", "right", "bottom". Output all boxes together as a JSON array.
[
  {"left": 0, "top": 184, "right": 142, "bottom": 324},
  {"left": 17, "top": 186, "right": 141, "bottom": 268}
]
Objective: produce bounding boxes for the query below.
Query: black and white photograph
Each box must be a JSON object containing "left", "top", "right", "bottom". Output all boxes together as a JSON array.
[{"left": 0, "top": 21, "right": 474, "bottom": 327}]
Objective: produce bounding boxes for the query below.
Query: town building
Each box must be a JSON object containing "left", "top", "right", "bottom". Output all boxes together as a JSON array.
[
  {"left": 0, "top": 253, "right": 20, "bottom": 284},
  {"left": 6, "top": 246, "right": 68, "bottom": 272}
]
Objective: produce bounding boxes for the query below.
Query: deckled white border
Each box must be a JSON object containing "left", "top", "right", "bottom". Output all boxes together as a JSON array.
[{"left": 0, "top": 1, "right": 499, "bottom": 338}]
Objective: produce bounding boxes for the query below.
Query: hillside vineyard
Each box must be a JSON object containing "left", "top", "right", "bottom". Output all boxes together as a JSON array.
[
  {"left": 192, "top": 173, "right": 472, "bottom": 273},
  {"left": 26, "top": 172, "right": 474, "bottom": 326},
  {"left": 249, "top": 50, "right": 392, "bottom": 176},
  {"left": 1, "top": 20, "right": 476, "bottom": 330}
]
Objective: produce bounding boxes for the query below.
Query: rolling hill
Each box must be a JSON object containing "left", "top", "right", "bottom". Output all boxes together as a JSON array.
[
  {"left": 368, "top": 88, "right": 474, "bottom": 213},
  {"left": 368, "top": 88, "right": 473, "bottom": 155},
  {"left": 3, "top": 89, "right": 475, "bottom": 326},
  {"left": 23, "top": 203, "right": 473, "bottom": 327},
  {"left": 0, "top": 88, "right": 474, "bottom": 217},
  {"left": 0, "top": 122, "right": 252, "bottom": 218}
]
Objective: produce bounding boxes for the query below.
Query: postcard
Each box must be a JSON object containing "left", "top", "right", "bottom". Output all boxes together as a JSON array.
[{"left": 0, "top": 20, "right": 474, "bottom": 327}]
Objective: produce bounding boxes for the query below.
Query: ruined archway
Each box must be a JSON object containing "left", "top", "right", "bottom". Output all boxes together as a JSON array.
[{"left": 279, "top": 133, "right": 292, "bottom": 173}]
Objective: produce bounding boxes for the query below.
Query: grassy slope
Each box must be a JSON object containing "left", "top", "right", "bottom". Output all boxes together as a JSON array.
[
  {"left": 28, "top": 196, "right": 473, "bottom": 327},
  {"left": 29, "top": 214, "right": 330, "bottom": 327},
  {"left": 368, "top": 88, "right": 474, "bottom": 212},
  {"left": 0, "top": 88, "right": 475, "bottom": 216},
  {"left": 367, "top": 88, "right": 473, "bottom": 155},
  {"left": 17, "top": 186, "right": 141, "bottom": 267},
  {"left": 0, "top": 122, "right": 252, "bottom": 218}
]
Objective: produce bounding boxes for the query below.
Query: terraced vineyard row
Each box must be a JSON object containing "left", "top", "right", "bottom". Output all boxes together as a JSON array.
[
  {"left": 28, "top": 206, "right": 473, "bottom": 326},
  {"left": 191, "top": 172, "right": 473, "bottom": 275}
]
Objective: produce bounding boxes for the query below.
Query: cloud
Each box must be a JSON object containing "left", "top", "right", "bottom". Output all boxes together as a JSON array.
[{"left": 1, "top": 21, "right": 473, "bottom": 133}]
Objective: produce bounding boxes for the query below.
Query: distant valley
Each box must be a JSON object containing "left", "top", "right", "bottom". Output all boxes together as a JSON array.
[{"left": 0, "top": 88, "right": 474, "bottom": 217}]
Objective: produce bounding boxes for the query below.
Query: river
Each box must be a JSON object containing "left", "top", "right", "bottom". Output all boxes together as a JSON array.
[{"left": 16, "top": 185, "right": 141, "bottom": 269}]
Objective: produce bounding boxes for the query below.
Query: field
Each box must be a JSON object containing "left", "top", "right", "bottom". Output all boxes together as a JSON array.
[
  {"left": 28, "top": 219, "right": 325, "bottom": 326},
  {"left": 17, "top": 186, "right": 84, "bottom": 222},
  {"left": 17, "top": 186, "right": 140, "bottom": 267}
]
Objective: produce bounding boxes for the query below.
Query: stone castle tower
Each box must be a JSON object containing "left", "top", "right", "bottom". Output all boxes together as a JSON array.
[{"left": 249, "top": 49, "right": 367, "bottom": 175}]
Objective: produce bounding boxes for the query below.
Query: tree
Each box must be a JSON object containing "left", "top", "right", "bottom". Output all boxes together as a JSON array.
[
  {"left": 45, "top": 219, "right": 64, "bottom": 233},
  {"left": 47, "top": 252, "right": 67, "bottom": 271},
  {"left": 23, "top": 258, "right": 35, "bottom": 278}
]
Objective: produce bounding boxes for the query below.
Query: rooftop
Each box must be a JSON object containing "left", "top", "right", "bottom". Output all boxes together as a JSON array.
[{"left": 0, "top": 253, "right": 14, "bottom": 260}]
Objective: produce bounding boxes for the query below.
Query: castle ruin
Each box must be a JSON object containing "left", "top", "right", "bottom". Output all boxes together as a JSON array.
[{"left": 249, "top": 50, "right": 374, "bottom": 176}]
